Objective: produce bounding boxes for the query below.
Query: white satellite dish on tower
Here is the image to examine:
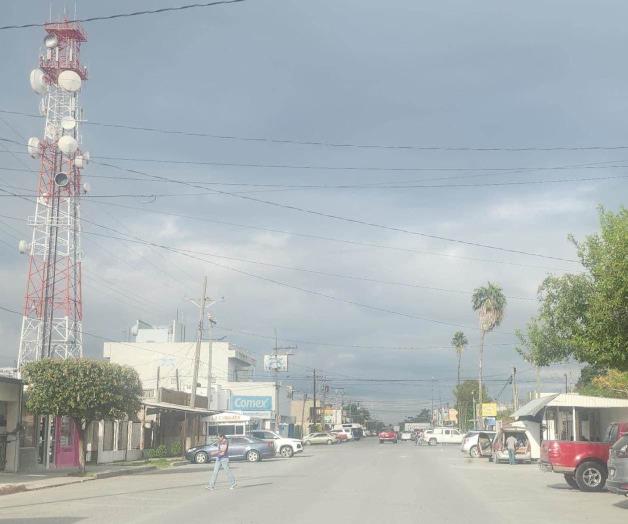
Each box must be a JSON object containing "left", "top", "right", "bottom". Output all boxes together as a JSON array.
[
  {"left": 29, "top": 69, "right": 47, "bottom": 95},
  {"left": 27, "top": 137, "right": 40, "bottom": 158},
  {"left": 44, "top": 34, "right": 58, "bottom": 49},
  {"left": 58, "top": 70, "right": 82, "bottom": 92},
  {"left": 18, "top": 240, "right": 29, "bottom": 254},
  {"left": 75, "top": 150, "right": 90, "bottom": 169},
  {"left": 61, "top": 116, "right": 76, "bottom": 130},
  {"left": 54, "top": 172, "right": 70, "bottom": 187},
  {"left": 58, "top": 135, "right": 78, "bottom": 155},
  {"left": 82, "top": 182, "right": 91, "bottom": 193}
]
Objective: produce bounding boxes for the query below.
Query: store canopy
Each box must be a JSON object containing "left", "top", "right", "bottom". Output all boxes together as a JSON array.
[
  {"left": 143, "top": 400, "right": 216, "bottom": 416},
  {"left": 512, "top": 394, "right": 559, "bottom": 420}
]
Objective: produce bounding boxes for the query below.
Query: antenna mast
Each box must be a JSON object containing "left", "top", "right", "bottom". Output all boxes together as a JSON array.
[{"left": 18, "top": 19, "right": 89, "bottom": 369}]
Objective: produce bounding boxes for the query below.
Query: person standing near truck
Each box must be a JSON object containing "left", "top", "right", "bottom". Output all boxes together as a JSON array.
[
  {"left": 207, "top": 434, "right": 237, "bottom": 490},
  {"left": 506, "top": 434, "right": 518, "bottom": 465}
]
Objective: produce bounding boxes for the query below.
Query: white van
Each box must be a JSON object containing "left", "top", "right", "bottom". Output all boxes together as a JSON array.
[{"left": 334, "top": 423, "right": 364, "bottom": 440}]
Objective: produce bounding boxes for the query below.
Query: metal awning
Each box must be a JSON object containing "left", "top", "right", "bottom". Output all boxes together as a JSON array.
[
  {"left": 511, "top": 394, "right": 560, "bottom": 420},
  {"left": 142, "top": 400, "right": 218, "bottom": 416}
]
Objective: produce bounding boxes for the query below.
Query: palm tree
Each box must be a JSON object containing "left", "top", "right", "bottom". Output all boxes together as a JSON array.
[
  {"left": 472, "top": 282, "right": 507, "bottom": 429},
  {"left": 451, "top": 331, "right": 468, "bottom": 387}
]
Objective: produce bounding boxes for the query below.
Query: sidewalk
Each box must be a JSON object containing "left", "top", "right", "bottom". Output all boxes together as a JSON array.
[{"left": 0, "top": 459, "right": 185, "bottom": 496}]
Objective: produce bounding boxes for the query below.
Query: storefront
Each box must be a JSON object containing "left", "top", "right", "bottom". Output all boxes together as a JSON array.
[
  {"left": 205, "top": 412, "right": 251, "bottom": 439},
  {"left": 0, "top": 376, "right": 23, "bottom": 472}
]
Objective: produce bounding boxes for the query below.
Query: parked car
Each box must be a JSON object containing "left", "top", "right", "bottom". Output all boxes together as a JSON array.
[
  {"left": 461, "top": 431, "right": 495, "bottom": 458},
  {"left": 303, "top": 432, "right": 337, "bottom": 445},
  {"left": 540, "top": 422, "right": 628, "bottom": 491},
  {"left": 329, "top": 430, "right": 349, "bottom": 443},
  {"left": 249, "top": 430, "right": 304, "bottom": 458},
  {"left": 492, "top": 427, "right": 531, "bottom": 464},
  {"left": 378, "top": 428, "right": 398, "bottom": 444},
  {"left": 331, "top": 428, "right": 354, "bottom": 441},
  {"left": 400, "top": 431, "right": 413, "bottom": 441},
  {"left": 607, "top": 435, "right": 628, "bottom": 496},
  {"left": 185, "top": 436, "right": 274, "bottom": 464},
  {"left": 423, "top": 427, "right": 464, "bottom": 446}
]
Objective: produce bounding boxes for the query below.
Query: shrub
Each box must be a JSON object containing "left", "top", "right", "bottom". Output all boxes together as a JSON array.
[
  {"left": 144, "top": 445, "right": 168, "bottom": 459},
  {"left": 169, "top": 441, "right": 183, "bottom": 456}
]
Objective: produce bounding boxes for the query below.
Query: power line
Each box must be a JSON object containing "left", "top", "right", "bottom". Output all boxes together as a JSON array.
[
  {"left": 3, "top": 109, "right": 628, "bottom": 152},
  {"left": 0, "top": 1, "right": 245, "bottom": 31},
  {"left": 85, "top": 160, "right": 580, "bottom": 263}
]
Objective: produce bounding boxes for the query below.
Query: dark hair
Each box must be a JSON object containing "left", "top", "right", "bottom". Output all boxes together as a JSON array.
[{"left": 219, "top": 433, "right": 226, "bottom": 438}]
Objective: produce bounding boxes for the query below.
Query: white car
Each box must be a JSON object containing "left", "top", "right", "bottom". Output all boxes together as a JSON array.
[
  {"left": 249, "top": 430, "right": 304, "bottom": 458},
  {"left": 460, "top": 431, "right": 496, "bottom": 457},
  {"left": 423, "top": 427, "right": 464, "bottom": 445},
  {"left": 400, "top": 431, "right": 413, "bottom": 441}
]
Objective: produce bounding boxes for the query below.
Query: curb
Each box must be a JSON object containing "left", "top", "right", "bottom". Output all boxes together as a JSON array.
[
  {"left": 0, "top": 484, "right": 27, "bottom": 496},
  {"left": 93, "top": 465, "right": 156, "bottom": 479}
]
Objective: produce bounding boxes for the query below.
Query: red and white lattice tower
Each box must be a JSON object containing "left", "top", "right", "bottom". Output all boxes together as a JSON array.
[{"left": 17, "top": 21, "right": 89, "bottom": 369}]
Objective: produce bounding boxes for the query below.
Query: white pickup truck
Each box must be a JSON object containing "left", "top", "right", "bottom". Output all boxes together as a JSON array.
[
  {"left": 423, "top": 427, "right": 464, "bottom": 446},
  {"left": 249, "top": 430, "right": 304, "bottom": 458}
]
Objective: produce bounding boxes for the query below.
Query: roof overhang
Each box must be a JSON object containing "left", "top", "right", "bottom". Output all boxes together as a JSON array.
[
  {"left": 511, "top": 394, "right": 560, "bottom": 420},
  {"left": 142, "top": 400, "right": 217, "bottom": 416}
]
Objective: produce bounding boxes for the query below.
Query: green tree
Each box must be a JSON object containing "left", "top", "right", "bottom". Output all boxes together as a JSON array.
[
  {"left": 22, "top": 359, "right": 142, "bottom": 472},
  {"left": 471, "top": 282, "right": 507, "bottom": 428},
  {"left": 453, "top": 380, "right": 490, "bottom": 431},
  {"left": 404, "top": 408, "right": 431, "bottom": 423},
  {"left": 451, "top": 331, "right": 468, "bottom": 387},
  {"left": 517, "top": 207, "right": 628, "bottom": 371}
]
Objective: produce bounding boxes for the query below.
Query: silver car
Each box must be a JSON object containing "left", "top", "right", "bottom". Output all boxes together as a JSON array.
[
  {"left": 607, "top": 435, "right": 628, "bottom": 496},
  {"left": 303, "top": 432, "right": 337, "bottom": 445},
  {"left": 460, "top": 431, "right": 496, "bottom": 458}
]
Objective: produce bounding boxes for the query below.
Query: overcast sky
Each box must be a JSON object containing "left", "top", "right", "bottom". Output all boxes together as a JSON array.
[{"left": 0, "top": 1, "right": 626, "bottom": 423}]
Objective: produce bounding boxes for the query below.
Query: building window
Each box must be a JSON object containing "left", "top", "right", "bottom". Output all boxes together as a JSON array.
[
  {"left": 103, "top": 421, "right": 114, "bottom": 451},
  {"left": 117, "top": 421, "right": 128, "bottom": 451},
  {"left": 20, "top": 411, "right": 37, "bottom": 448},
  {"left": 130, "top": 423, "right": 141, "bottom": 449}
]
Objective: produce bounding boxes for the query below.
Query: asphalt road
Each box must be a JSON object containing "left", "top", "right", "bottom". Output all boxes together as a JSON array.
[{"left": 0, "top": 439, "right": 626, "bottom": 523}]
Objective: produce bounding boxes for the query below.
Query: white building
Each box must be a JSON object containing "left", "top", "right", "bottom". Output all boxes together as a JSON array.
[{"left": 104, "top": 321, "right": 295, "bottom": 434}]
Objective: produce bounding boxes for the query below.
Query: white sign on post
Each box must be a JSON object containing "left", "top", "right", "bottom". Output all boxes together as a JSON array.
[{"left": 263, "top": 354, "right": 288, "bottom": 372}]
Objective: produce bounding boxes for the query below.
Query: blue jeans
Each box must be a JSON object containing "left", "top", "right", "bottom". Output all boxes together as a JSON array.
[
  {"left": 508, "top": 449, "right": 516, "bottom": 465},
  {"left": 209, "top": 457, "right": 235, "bottom": 487}
]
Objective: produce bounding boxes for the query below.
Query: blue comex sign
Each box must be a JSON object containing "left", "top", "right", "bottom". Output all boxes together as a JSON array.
[{"left": 231, "top": 396, "right": 273, "bottom": 411}]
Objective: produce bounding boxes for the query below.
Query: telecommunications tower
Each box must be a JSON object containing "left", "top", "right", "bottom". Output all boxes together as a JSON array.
[{"left": 17, "top": 21, "right": 89, "bottom": 369}]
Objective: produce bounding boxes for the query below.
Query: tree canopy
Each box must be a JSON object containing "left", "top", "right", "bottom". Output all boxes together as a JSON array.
[
  {"left": 22, "top": 358, "right": 143, "bottom": 471},
  {"left": 517, "top": 207, "right": 628, "bottom": 371},
  {"left": 472, "top": 282, "right": 507, "bottom": 332}
]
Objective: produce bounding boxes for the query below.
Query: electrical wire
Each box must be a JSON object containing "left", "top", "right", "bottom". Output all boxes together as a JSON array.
[
  {"left": 0, "top": 1, "right": 246, "bottom": 30},
  {"left": 4, "top": 109, "right": 628, "bottom": 152}
]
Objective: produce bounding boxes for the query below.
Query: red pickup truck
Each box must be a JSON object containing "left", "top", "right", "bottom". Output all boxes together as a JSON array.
[
  {"left": 378, "top": 429, "right": 398, "bottom": 444},
  {"left": 540, "top": 421, "right": 628, "bottom": 492}
]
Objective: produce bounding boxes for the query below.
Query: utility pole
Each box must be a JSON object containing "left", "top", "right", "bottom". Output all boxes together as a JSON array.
[
  {"left": 564, "top": 373, "right": 568, "bottom": 394},
  {"left": 312, "top": 369, "right": 317, "bottom": 429},
  {"left": 472, "top": 393, "right": 476, "bottom": 430},
  {"left": 512, "top": 366, "right": 519, "bottom": 411},
  {"left": 268, "top": 330, "right": 296, "bottom": 433},
  {"left": 431, "top": 378, "right": 435, "bottom": 426},
  {"left": 300, "top": 393, "right": 308, "bottom": 438},
  {"left": 189, "top": 276, "right": 208, "bottom": 408},
  {"left": 206, "top": 311, "right": 216, "bottom": 410}
]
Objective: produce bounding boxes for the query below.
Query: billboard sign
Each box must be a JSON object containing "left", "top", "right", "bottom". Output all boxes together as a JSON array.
[
  {"left": 263, "top": 354, "right": 288, "bottom": 372},
  {"left": 481, "top": 403, "right": 498, "bottom": 417},
  {"left": 231, "top": 395, "right": 273, "bottom": 412}
]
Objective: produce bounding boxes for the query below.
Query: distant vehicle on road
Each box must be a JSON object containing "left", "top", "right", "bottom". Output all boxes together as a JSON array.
[
  {"left": 461, "top": 431, "right": 496, "bottom": 458},
  {"left": 249, "top": 430, "right": 304, "bottom": 458},
  {"left": 329, "top": 430, "right": 349, "bottom": 443},
  {"left": 400, "top": 431, "right": 413, "bottom": 441},
  {"left": 607, "top": 435, "right": 628, "bottom": 496},
  {"left": 423, "top": 427, "right": 463, "bottom": 446},
  {"left": 379, "top": 429, "right": 398, "bottom": 444},
  {"left": 331, "top": 427, "right": 354, "bottom": 441},
  {"left": 334, "top": 424, "right": 364, "bottom": 440},
  {"left": 540, "top": 421, "right": 628, "bottom": 491},
  {"left": 303, "top": 432, "right": 337, "bottom": 445},
  {"left": 185, "top": 436, "right": 274, "bottom": 464}
]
